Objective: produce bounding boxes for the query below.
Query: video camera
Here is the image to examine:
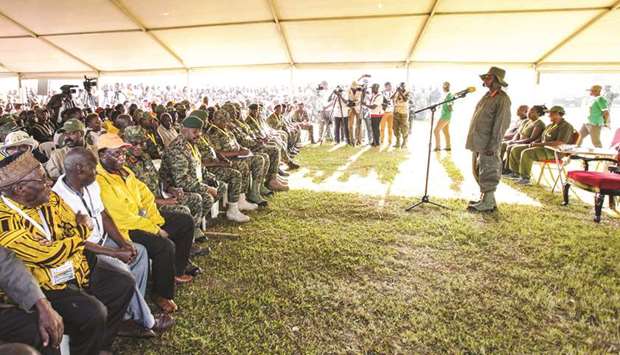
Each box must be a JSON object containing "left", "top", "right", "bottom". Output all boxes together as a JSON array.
[
  {"left": 333, "top": 86, "right": 344, "bottom": 95},
  {"left": 83, "top": 76, "right": 97, "bottom": 93},
  {"left": 60, "top": 84, "right": 78, "bottom": 95}
]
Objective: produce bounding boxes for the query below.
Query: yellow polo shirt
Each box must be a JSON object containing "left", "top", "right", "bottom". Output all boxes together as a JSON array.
[{"left": 96, "top": 165, "right": 164, "bottom": 240}]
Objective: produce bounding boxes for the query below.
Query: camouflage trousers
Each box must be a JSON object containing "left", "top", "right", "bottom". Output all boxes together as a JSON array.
[
  {"left": 254, "top": 144, "right": 280, "bottom": 180},
  {"left": 393, "top": 112, "right": 409, "bottom": 145},
  {"left": 159, "top": 192, "right": 203, "bottom": 237},
  {"left": 232, "top": 154, "right": 267, "bottom": 192},
  {"left": 208, "top": 166, "right": 243, "bottom": 203},
  {"left": 183, "top": 182, "right": 217, "bottom": 217}
]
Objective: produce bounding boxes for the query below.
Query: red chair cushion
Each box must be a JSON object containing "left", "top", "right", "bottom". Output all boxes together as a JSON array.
[{"left": 567, "top": 171, "right": 620, "bottom": 191}]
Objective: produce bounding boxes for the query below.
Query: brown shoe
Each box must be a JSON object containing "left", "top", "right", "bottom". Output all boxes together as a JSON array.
[
  {"left": 117, "top": 320, "right": 157, "bottom": 338},
  {"left": 175, "top": 274, "right": 193, "bottom": 284},
  {"left": 268, "top": 178, "right": 289, "bottom": 192},
  {"left": 153, "top": 296, "right": 178, "bottom": 314},
  {"left": 151, "top": 313, "right": 175, "bottom": 334}
]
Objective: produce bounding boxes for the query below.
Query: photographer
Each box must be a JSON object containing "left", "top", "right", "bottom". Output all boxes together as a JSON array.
[
  {"left": 327, "top": 86, "right": 349, "bottom": 144},
  {"left": 46, "top": 85, "right": 78, "bottom": 127},
  {"left": 347, "top": 75, "right": 370, "bottom": 145},
  {"left": 391, "top": 82, "right": 410, "bottom": 149}
]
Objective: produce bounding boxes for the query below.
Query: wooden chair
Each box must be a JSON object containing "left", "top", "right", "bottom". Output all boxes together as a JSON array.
[{"left": 563, "top": 150, "right": 620, "bottom": 223}]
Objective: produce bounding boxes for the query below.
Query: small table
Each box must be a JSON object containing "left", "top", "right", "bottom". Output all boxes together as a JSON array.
[{"left": 548, "top": 145, "right": 618, "bottom": 190}]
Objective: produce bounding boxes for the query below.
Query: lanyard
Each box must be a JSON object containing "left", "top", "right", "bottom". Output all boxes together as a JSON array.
[{"left": 1, "top": 195, "right": 52, "bottom": 241}]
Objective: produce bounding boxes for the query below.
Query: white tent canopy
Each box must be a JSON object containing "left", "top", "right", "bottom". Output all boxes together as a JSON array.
[{"left": 0, "top": 0, "right": 619, "bottom": 77}]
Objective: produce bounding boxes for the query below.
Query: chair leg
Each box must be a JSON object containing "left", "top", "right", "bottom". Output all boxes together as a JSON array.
[
  {"left": 562, "top": 183, "right": 571, "bottom": 206},
  {"left": 536, "top": 163, "right": 547, "bottom": 185},
  {"left": 594, "top": 193, "right": 605, "bottom": 223}
]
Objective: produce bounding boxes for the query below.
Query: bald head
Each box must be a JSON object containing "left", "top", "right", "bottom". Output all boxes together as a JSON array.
[{"left": 64, "top": 147, "right": 97, "bottom": 175}]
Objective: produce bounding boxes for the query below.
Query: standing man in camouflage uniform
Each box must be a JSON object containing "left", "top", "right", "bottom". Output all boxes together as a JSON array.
[
  {"left": 391, "top": 82, "right": 410, "bottom": 149},
  {"left": 121, "top": 126, "right": 207, "bottom": 250},
  {"left": 466, "top": 67, "right": 512, "bottom": 212},
  {"left": 207, "top": 110, "right": 269, "bottom": 206},
  {"left": 160, "top": 115, "right": 254, "bottom": 223}
]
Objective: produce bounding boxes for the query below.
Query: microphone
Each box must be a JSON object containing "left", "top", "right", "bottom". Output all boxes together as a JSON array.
[{"left": 454, "top": 87, "right": 476, "bottom": 97}]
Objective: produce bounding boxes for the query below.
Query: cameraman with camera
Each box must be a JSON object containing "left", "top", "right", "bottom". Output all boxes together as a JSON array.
[
  {"left": 46, "top": 85, "right": 78, "bottom": 127},
  {"left": 327, "top": 86, "right": 349, "bottom": 144},
  {"left": 347, "top": 75, "right": 370, "bottom": 145},
  {"left": 391, "top": 82, "right": 410, "bottom": 149}
]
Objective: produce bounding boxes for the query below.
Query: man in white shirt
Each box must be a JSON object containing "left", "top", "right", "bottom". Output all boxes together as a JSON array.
[
  {"left": 52, "top": 147, "right": 173, "bottom": 337},
  {"left": 366, "top": 84, "right": 384, "bottom": 147}
]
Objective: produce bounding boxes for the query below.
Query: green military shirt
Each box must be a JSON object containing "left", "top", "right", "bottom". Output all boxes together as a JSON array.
[
  {"left": 267, "top": 113, "right": 284, "bottom": 131},
  {"left": 195, "top": 136, "right": 218, "bottom": 164},
  {"left": 588, "top": 96, "right": 609, "bottom": 126},
  {"left": 127, "top": 155, "right": 162, "bottom": 198},
  {"left": 207, "top": 126, "right": 241, "bottom": 152},
  {"left": 160, "top": 134, "right": 203, "bottom": 192},
  {"left": 542, "top": 119, "right": 574, "bottom": 144},
  {"left": 526, "top": 119, "right": 546, "bottom": 140}
]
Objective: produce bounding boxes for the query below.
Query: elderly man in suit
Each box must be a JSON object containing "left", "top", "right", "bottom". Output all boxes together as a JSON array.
[{"left": 465, "top": 67, "right": 512, "bottom": 212}]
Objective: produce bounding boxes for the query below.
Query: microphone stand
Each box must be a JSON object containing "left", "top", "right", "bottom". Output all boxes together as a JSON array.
[{"left": 405, "top": 91, "right": 471, "bottom": 211}]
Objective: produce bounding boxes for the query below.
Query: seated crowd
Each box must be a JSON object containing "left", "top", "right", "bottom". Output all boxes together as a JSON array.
[{"left": 0, "top": 96, "right": 312, "bottom": 354}]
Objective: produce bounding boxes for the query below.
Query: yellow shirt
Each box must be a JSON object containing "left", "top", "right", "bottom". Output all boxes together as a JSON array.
[
  {"left": 0, "top": 192, "right": 90, "bottom": 292},
  {"left": 96, "top": 165, "right": 164, "bottom": 240},
  {"left": 102, "top": 121, "right": 119, "bottom": 135}
]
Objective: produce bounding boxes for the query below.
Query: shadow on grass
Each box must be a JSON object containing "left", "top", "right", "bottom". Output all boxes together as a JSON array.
[
  {"left": 337, "top": 147, "right": 409, "bottom": 183},
  {"left": 437, "top": 152, "right": 465, "bottom": 192},
  {"left": 295, "top": 144, "right": 361, "bottom": 183}
]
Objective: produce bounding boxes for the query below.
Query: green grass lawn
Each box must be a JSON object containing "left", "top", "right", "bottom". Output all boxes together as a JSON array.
[{"left": 117, "top": 147, "right": 619, "bottom": 354}]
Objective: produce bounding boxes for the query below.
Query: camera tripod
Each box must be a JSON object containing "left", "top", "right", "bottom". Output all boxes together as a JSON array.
[{"left": 319, "top": 90, "right": 345, "bottom": 144}]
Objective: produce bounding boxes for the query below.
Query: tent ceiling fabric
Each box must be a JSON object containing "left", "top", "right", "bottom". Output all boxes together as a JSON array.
[{"left": 0, "top": 0, "right": 618, "bottom": 75}]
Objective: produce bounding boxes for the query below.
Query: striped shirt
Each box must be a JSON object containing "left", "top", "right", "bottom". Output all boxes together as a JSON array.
[{"left": 0, "top": 192, "right": 90, "bottom": 294}]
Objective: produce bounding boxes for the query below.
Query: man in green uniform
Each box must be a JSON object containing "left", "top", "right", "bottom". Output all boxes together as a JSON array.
[
  {"left": 511, "top": 106, "right": 575, "bottom": 185},
  {"left": 577, "top": 85, "right": 610, "bottom": 148},
  {"left": 207, "top": 110, "right": 268, "bottom": 206},
  {"left": 189, "top": 109, "right": 259, "bottom": 207},
  {"left": 466, "top": 67, "right": 512, "bottom": 212},
  {"left": 248, "top": 104, "right": 299, "bottom": 171},
  {"left": 391, "top": 82, "right": 410, "bottom": 149},
  {"left": 160, "top": 116, "right": 253, "bottom": 223}
]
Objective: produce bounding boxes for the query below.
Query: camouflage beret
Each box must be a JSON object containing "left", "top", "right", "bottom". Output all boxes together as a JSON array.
[
  {"left": 182, "top": 116, "right": 204, "bottom": 129},
  {"left": 248, "top": 104, "right": 258, "bottom": 110},
  {"left": 142, "top": 111, "right": 155, "bottom": 121},
  {"left": 221, "top": 103, "right": 235, "bottom": 113},
  {"left": 189, "top": 110, "right": 208, "bottom": 122},
  {"left": 0, "top": 114, "right": 15, "bottom": 125},
  {"left": 154, "top": 104, "right": 166, "bottom": 114},
  {"left": 122, "top": 125, "right": 146, "bottom": 143},
  {"left": 212, "top": 110, "right": 229, "bottom": 123}
]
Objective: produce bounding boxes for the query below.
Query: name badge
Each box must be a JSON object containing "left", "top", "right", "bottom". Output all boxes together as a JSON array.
[{"left": 50, "top": 260, "right": 76, "bottom": 285}]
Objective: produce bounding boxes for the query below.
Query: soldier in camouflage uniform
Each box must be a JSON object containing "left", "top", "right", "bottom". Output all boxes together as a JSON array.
[
  {"left": 207, "top": 110, "right": 270, "bottom": 206},
  {"left": 139, "top": 111, "right": 163, "bottom": 159},
  {"left": 160, "top": 115, "right": 254, "bottom": 223},
  {"left": 221, "top": 103, "right": 288, "bottom": 193},
  {"left": 121, "top": 126, "right": 206, "bottom": 243},
  {"left": 248, "top": 104, "right": 300, "bottom": 171},
  {"left": 188, "top": 109, "right": 252, "bottom": 207}
]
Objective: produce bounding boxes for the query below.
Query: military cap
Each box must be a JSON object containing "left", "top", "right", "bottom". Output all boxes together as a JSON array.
[
  {"left": 62, "top": 119, "right": 85, "bottom": 133},
  {"left": 212, "top": 110, "right": 229, "bottom": 123},
  {"left": 154, "top": 104, "right": 166, "bottom": 114},
  {"left": 548, "top": 106, "right": 565, "bottom": 115},
  {"left": 122, "top": 125, "right": 146, "bottom": 143},
  {"left": 189, "top": 110, "right": 208, "bottom": 122},
  {"left": 248, "top": 104, "right": 259, "bottom": 110},
  {"left": 182, "top": 116, "right": 204, "bottom": 129}
]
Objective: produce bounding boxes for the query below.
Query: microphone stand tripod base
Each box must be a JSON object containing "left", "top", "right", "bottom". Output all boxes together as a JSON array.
[{"left": 405, "top": 194, "right": 449, "bottom": 211}]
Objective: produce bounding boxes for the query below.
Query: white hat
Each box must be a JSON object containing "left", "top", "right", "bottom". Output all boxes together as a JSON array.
[{"left": 3, "top": 131, "right": 39, "bottom": 151}]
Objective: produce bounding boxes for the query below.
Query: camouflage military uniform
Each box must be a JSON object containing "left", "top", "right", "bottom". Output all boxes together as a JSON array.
[
  {"left": 249, "top": 112, "right": 291, "bottom": 163},
  {"left": 229, "top": 118, "right": 279, "bottom": 181},
  {"left": 127, "top": 152, "right": 203, "bottom": 236},
  {"left": 159, "top": 133, "right": 217, "bottom": 216},
  {"left": 206, "top": 124, "right": 267, "bottom": 193},
  {"left": 195, "top": 136, "right": 242, "bottom": 203},
  {"left": 143, "top": 129, "right": 162, "bottom": 159}
]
